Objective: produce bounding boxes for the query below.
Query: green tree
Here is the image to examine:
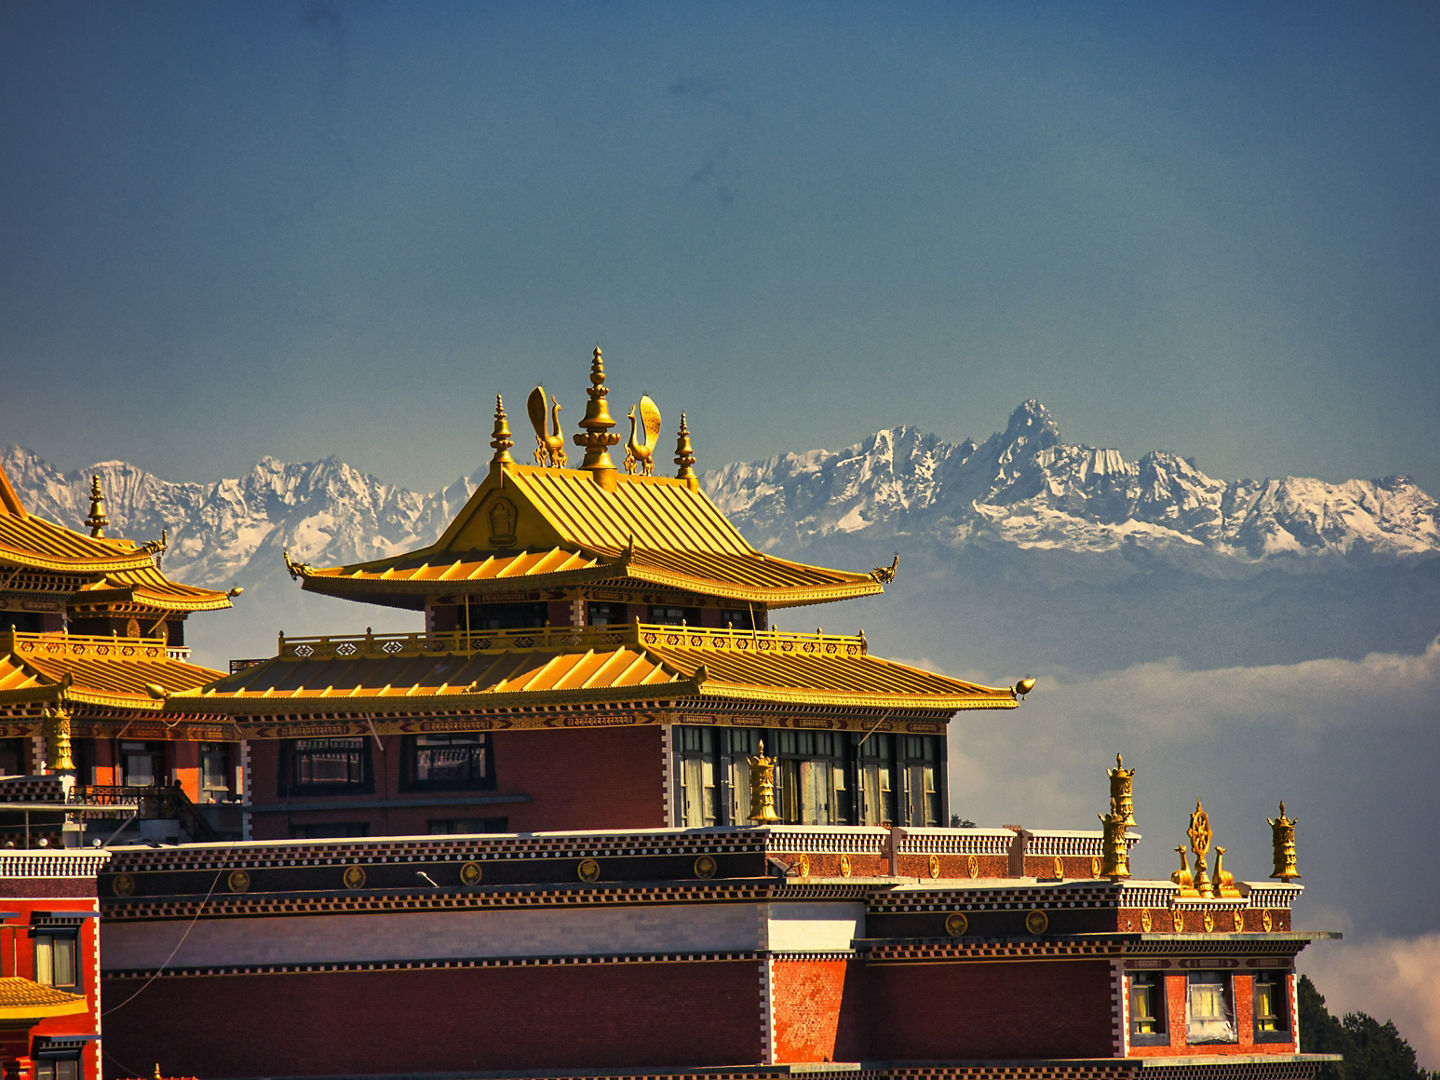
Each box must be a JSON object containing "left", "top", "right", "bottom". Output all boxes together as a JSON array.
[{"left": 1299, "top": 974, "right": 1437, "bottom": 1080}]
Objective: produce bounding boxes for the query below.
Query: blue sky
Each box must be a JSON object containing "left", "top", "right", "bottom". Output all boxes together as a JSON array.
[{"left": 2, "top": 2, "right": 1438, "bottom": 495}]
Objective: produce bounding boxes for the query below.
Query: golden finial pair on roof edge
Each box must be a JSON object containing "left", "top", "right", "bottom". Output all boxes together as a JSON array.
[{"left": 488, "top": 347, "right": 699, "bottom": 490}]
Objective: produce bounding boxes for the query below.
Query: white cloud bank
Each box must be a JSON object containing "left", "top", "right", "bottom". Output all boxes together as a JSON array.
[
  {"left": 1301, "top": 933, "right": 1440, "bottom": 1071},
  {"left": 950, "top": 634, "right": 1440, "bottom": 1063}
]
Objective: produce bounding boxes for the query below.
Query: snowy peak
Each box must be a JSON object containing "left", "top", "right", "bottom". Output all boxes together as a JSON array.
[{"left": 702, "top": 404, "right": 1440, "bottom": 561}]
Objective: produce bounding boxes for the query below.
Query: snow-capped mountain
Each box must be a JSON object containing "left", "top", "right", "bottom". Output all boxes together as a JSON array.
[
  {"left": 706, "top": 401, "right": 1440, "bottom": 563},
  {"left": 4, "top": 401, "right": 1437, "bottom": 672}
]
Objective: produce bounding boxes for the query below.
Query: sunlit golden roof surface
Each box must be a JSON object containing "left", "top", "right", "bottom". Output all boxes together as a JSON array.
[
  {"left": 178, "top": 623, "right": 1018, "bottom": 716},
  {"left": 0, "top": 977, "right": 89, "bottom": 1020},
  {"left": 0, "top": 631, "right": 225, "bottom": 712},
  {"left": 296, "top": 464, "right": 887, "bottom": 609},
  {"left": 0, "top": 463, "right": 232, "bottom": 611},
  {"left": 73, "top": 563, "right": 233, "bottom": 613}
]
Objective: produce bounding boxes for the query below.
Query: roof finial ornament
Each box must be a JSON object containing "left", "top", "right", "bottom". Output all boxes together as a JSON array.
[
  {"left": 526, "top": 387, "right": 567, "bottom": 468},
  {"left": 674, "top": 412, "right": 699, "bottom": 489},
  {"left": 490, "top": 394, "right": 515, "bottom": 468},
  {"left": 85, "top": 474, "right": 109, "bottom": 537},
  {"left": 624, "top": 395, "right": 662, "bottom": 476},
  {"left": 870, "top": 553, "right": 899, "bottom": 584},
  {"left": 1269, "top": 801, "right": 1301, "bottom": 881},
  {"left": 573, "top": 346, "right": 620, "bottom": 489}
]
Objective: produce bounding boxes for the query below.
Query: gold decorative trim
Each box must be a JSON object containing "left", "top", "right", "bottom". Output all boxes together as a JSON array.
[
  {"left": 227, "top": 869, "right": 251, "bottom": 894},
  {"left": 1090, "top": 856, "right": 1102, "bottom": 877},
  {"left": 111, "top": 873, "right": 134, "bottom": 897},
  {"left": 838, "top": 854, "right": 852, "bottom": 878},
  {"left": 1172, "top": 908, "right": 1184, "bottom": 933},
  {"left": 1263, "top": 909, "right": 1274, "bottom": 932},
  {"left": 796, "top": 854, "right": 811, "bottom": 879},
  {"left": 1140, "top": 908, "right": 1152, "bottom": 932},
  {"left": 459, "top": 861, "right": 483, "bottom": 887},
  {"left": 1024, "top": 909, "right": 1049, "bottom": 935},
  {"left": 928, "top": 854, "right": 941, "bottom": 879},
  {"left": 1052, "top": 855, "right": 1063, "bottom": 878},
  {"left": 1233, "top": 910, "right": 1244, "bottom": 933},
  {"left": 967, "top": 854, "right": 979, "bottom": 879},
  {"left": 342, "top": 864, "right": 366, "bottom": 889},
  {"left": 944, "top": 911, "right": 968, "bottom": 937},
  {"left": 693, "top": 855, "right": 717, "bottom": 880},
  {"left": 577, "top": 857, "right": 600, "bottom": 882},
  {"left": 1203, "top": 911, "right": 1215, "bottom": 933}
]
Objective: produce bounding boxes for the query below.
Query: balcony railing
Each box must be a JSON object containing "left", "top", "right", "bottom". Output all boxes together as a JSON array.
[{"left": 272, "top": 623, "right": 869, "bottom": 661}]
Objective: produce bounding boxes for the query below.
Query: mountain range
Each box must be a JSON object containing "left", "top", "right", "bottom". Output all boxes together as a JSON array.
[{"left": 5, "top": 400, "right": 1438, "bottom": 674}]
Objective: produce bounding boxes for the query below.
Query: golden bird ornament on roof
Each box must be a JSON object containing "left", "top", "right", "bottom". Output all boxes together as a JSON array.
[
  {"left": 527, "top": 386, "right": 567, "bottom": 468},
  {"left": 624, "top": 394, "right": 663, "bottom": 476}
]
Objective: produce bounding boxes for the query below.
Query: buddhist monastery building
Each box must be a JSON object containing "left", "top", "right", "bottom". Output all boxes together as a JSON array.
[
  {"left": 4, "top": 347, "right": 1339, "bottom": 1079},
  {"left": 0, "top": 465, "right": 240, "bottom": 845}
]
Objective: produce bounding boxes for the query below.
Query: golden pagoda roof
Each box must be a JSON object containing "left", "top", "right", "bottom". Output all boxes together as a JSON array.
[
  {"left": 0, "top": 463, "right": 232, "bottom": 612},
  {"left": 0, "top": 630, "right": 225, "bottom": 714},
  {"left": 71, "top": 563, "right": 234, "bottom": 614},
  {"left": 173, "top": 623, "right": 1019, "bottom": 719},
  {"left": 292, "top": 463, "right": 890, "bottom": 610},
  {"left": 0, "top": 977, "right": 88, "bottom": 1021}
]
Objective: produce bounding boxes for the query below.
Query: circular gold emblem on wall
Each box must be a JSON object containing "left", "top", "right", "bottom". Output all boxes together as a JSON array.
[
  {"left": 1053, "top": 856, "right": 1064, "bottom": 878},
  {"left": 342, "top": 864, "right": 367, "bottom": 889},
  {"left": 839, "top": 854, "right": 852, "bottom": 878},
  {"left": 1203, "top": 911, "right": 1215, "bottom": 933},
  {"left": 927, "top": 854, "right": 940, "bottom": 879},
  {"left": 1091, "top": 856, "right": 1102, "bottom": 877},
  {"left": 944, "top": 911, "right": 969, "bottom": 937},
  {"left": 1233, "top": 910, "right": 1245, "bottom": 932},
  {"left": 693, "top": 855, "right": 717, "bottom": 879},
  {"left": 1263, "top": 910, "right": 1274, "bottom": 932},
  {"left": 577, "top": 858, "right": 601, "bottom": 882},
  {"left": 1172, "top": 908, "right": 1185, "bottom": 933},
  {"left": 1140, "top": 909, "right": 1152, "bottom": 933},
  {"left": 1024, "top": 909, "right": 1049, "bottom": 935},
  {"left": 111, "top": 873, "right": 134, "bottom": 898},
  {"left": 227, "top": 869, "right": 251, "bottom": 894},
  {"left": 797, "top": 855, "right": 811, "bottom": 879},
  {"left": 459, "top": 861, "right": 483, "bottom": 887},
  {"left": 967, "top": 854, "right": 979, "bottom": 879}
]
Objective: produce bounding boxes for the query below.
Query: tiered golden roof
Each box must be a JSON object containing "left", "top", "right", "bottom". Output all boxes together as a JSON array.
[
  {"left": 288, "top": 352, "right": 894, "bottom": 611},
  {"left": 291, "top": 462, "right": 889, "bottom": 609},
  {"left": 177, "top": 623, "right": 1019, "bottom": 722},
  {"left": 0, "top": 630, "right": 224, "bottom": 715},
  {"left": 0, "top": 464, "right": 232, "bottom": 614}
]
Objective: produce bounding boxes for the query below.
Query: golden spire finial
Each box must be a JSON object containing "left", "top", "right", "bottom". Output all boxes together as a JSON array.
[
  {"left": 674, "top": 412, "right": 699, "bottom": 489},
  {"left": 1098, "top": 808, "right": 1130, "bottom": 879},
  {"left": 1269, "top": 801, "right": 1301, "bottom": 881},
  {"left": 1108, "top": 753, "right": 1136, "bottom": 828},
  {"left": 489, "top": 395, "right": 514, "bottom": 467},
  {"left": 747, "top": 740, "right": 782, "bottom": 824},
  {"left": 85, "top": 474, "right": 109, "bottom": 537},
  {"left": 42, "top": 703, "right": 74, "bottom": 773},
  {"left": 572, "top": 346, "right": 620, "bottom": 487}
]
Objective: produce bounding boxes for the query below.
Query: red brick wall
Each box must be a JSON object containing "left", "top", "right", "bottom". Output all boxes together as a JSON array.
[
  {"left": 247, "top": 725, "right": 666, "bottom": 839},
  {"left": 771, "top": 957, "right": 863, "bottom": 1063},
  {"left": 102, "top": 961, "right": 761, "bottom": 1077},
  {"left": 865, "top": 959, "right": 1115, "bottom": 1060},
  {"left": 1131, "top": 972, "right": 1298, "bottom": 1057}
]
